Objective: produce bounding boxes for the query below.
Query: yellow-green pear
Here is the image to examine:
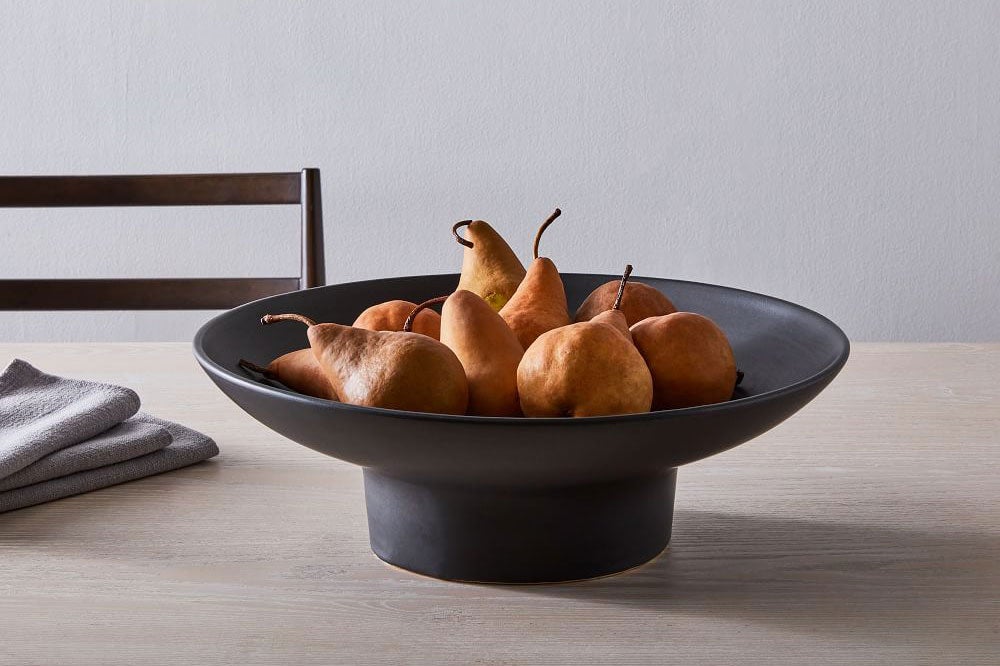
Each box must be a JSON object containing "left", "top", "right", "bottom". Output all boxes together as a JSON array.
[{"left": 452, "top": 219, "right": 526, "bottom": 311}]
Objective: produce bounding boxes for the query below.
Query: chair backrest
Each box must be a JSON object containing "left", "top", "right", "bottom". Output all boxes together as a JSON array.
[{"left": 0, "top": 169, "right": 324, "bottom": 310}]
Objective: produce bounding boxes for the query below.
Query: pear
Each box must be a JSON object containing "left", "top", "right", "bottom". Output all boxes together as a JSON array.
[
  {"left": 517, "top": 265, "right": 653, "bottom": 417},
  {"left": 260, "top": 313, "right": 468, "bottom": 415},
  {"left": 575, "top": 279, "right": 676, "bottom": 327},
  {"left": 353, "top": 299, "right": 441, "bottom": 339},
  {"left": 585, "top": 266, "right": 636, "bottom": 338},
  {"left": 409, "top": 290, "right": 523, "bottom": 417},
  {"left": 452, "top": 219, "right": 526, "bottom": 311},
  {"left": 499, "top": 208, "right": 571, "bottom": 349},
  {"left": 239, "top": 349, "right": 338, "bottom": 401},
  {"left": 630, "top": 312, "right": 736, "bottom": 410}
]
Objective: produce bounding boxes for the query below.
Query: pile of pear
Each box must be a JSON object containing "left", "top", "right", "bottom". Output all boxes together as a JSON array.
[{"left": 240, "top": 209, "right": 737, "bottom": 418}]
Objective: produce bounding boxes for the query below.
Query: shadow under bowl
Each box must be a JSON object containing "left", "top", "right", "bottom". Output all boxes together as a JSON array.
[{"left": 193, "top": 273, "right": 849, "bottom": 583}]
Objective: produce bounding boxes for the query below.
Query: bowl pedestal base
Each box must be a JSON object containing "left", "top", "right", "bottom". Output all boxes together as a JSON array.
[{"left": 363, "top": 468, "right": 676, "bottom": 584}]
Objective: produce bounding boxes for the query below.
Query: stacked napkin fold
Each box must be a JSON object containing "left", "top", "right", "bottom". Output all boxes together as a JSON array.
[{"left": 0, "top": 359, "right": 218, "bottom": 513}]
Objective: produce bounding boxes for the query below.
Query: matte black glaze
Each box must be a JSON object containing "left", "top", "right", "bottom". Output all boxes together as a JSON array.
[
  {"left": 193, "top": 273, "right": 849, "bottom": 582},
  {"left": 365, "top": 469, "right": 676, "bottom": 584}
]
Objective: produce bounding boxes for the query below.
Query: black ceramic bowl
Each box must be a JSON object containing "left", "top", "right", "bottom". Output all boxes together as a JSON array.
[{"left": 194, "top": 273, "right": 849, "bottom": 583}]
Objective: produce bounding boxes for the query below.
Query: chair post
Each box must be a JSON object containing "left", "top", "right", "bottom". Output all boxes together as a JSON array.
[{"left": 300, "top": 168, "right": 325, "bottom": 289}]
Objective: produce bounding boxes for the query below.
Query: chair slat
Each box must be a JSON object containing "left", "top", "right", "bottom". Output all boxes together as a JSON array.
[
  {"left": 0, "top": 173, "right": 302, "bottom": 207},
  {"left": 0, "top": 278, "right": 301, "bottom": 310},
  {"left": 0, "top": 170, "right": 322, "bottom": 311}
]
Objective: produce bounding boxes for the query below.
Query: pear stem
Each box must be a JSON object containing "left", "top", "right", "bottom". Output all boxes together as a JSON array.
[
  {"left": 612, "top": 264, "right": 634, "bottom": 311},
  {"left": 452, "top": 220, "right": 474, "bottom": 248},
  {"left": 403, "top": 295, "right": 449, "bottom": 332},
  {"left": 532, "top": 208, "right": 562, "bottom": 259},
  {"left": 260, "top": 313, "right": 317, "bottom": 327},
  {"left": 238, "top": 358, "right": 274, "bottom": 378},
  {"left": 736, "top": 369, "right": 745, "bottom": 386}
]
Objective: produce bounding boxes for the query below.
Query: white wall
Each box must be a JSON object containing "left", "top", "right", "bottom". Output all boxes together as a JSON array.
[{"left": 1, "top": 0, "right": 998, "bottom": 342}]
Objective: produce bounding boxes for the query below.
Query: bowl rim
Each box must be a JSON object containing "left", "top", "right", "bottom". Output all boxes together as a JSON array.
[{"left": 192, "top": 272, "right": 850, "bottom": 425}]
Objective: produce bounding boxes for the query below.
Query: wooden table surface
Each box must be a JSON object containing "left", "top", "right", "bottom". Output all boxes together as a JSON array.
[{"left": 0, "top": 343, "right": 997, "bottom": 665}]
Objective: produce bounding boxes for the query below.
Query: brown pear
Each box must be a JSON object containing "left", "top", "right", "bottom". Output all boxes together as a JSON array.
[
  {"left": 630, "top": 312, "right": 736, "bottom": 410},
  {"left": 499, "top": 208, "right": 570, "bottom": 349},
  {"left": 260, "top": 313, "right": 468, "bottom": 415},
  {"left": 453, "top": 219, "right": 526, "bottom": 311},
  {"left": 239, "top": 349, "right": 338, "bottom": 401},
  {"left": 517, "top": 265, "right": 653, "bottom": 417},
  {"left": 575, "top": 279, "right": 676, "bottom": 327},
  {"left": 586, "top": 266, "right": 636, "bottom": 339},
  {"left": 410, "top": 290, "right": 523, "bottom": 417},
  {"left": 353, "top": 299, "right": 441, "bottom": 339}
]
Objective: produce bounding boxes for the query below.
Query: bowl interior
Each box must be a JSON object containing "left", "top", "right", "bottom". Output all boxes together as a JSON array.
[{"left": 197, "top": 272, "right": 847, "bottom": 407}]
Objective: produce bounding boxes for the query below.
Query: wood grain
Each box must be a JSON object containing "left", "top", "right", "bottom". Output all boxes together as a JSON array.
[{"left": 0, "top": 343, "right": 997, "bottom": 665}]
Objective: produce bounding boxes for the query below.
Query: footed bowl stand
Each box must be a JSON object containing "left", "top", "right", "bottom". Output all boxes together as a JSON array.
[{"left": 363, "top": 468, "right": 677, "bottom": 584}]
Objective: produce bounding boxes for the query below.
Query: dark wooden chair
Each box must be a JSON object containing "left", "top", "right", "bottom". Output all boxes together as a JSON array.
[{"left": 0, "top": 169, "right": 324, "bottom": 310}]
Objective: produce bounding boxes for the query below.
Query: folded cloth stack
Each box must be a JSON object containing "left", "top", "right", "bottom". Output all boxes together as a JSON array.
[{"left": 0, "top": 359, "right": 218, "bottom": 513}]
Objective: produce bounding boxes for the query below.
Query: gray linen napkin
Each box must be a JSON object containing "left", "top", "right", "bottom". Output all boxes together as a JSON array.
[
  {"left": 0, "top": 359, "right": 140, "bottom": 478},
  {"left": 0, "top": 417, "right": 172, "bottom": 492},
  {"left": 0, "top": 414, "right": 219, "bottom": 513}
]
